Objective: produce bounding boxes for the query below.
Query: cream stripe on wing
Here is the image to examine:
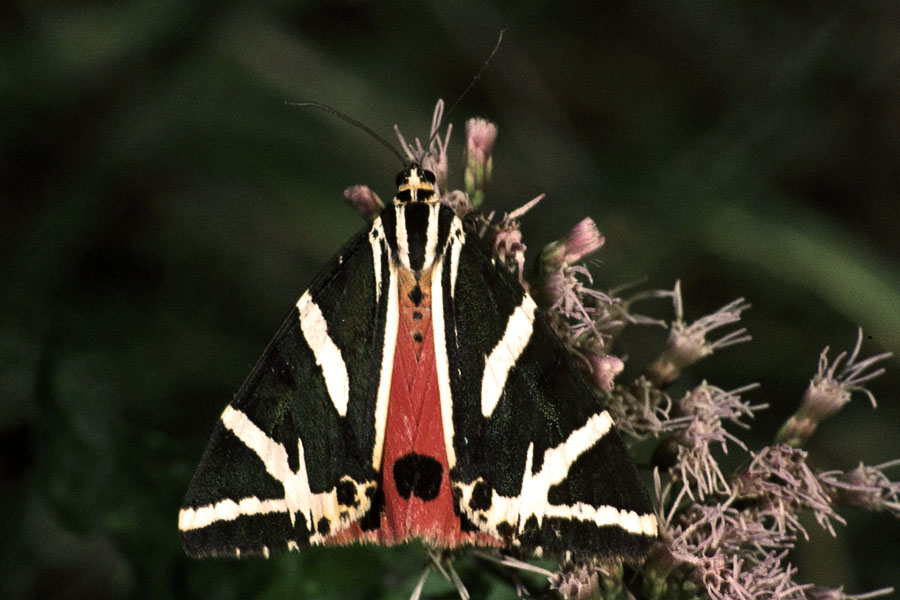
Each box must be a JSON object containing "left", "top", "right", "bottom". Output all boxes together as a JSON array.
[
  {"left": 395, "top": 205, "right": 410, "bottom": 271},
  {"left": 448, "top": 219, "right": 465, "bottom": 298},
  {"left": 480, "top": 294, "right": 538, "bottom": 417},
  {"left": 179, "top": 497, "right": 288, "bottom": 531},
  {"left": 179, "top": 406, "right": 374, "bottom": 541},
  {"left": 453, "top": 410, "right": 658, "bottom": 537},
  {"left": 422, "top": 203, "right": 440, "bottom": 270},
  {"left": 297, "top": 291, "right": 349, "bottom": 416},
  {"left": 370, "top": 264, "right": 398, "bottom": 470},
  {"left": 431, "top": 255, "right": 457, "bottom": 469},
  {"left": 369, "top": 218, "right": 385, "bottom": 304}
]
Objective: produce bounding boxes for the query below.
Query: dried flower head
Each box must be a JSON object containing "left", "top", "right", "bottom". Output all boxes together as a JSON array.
[
  {"left": 582, "top": 353, "right": 624, "bottom": 394},
  {"left": 395, "top": 100, "right": 452, "bottom": 194},
  {"left": 805, "top": 586, "right": 896, "bottom": 600},
  {"left": 647, "top": 281, "right": 751, "bottom": 386},
  {"left": 777, "top": 328, "right": 892, "bottom": 447},
  {"left": 819, "top": 459, "right": 900, "bottom": 518},
  {"left": 550, "top": 563, "right": 600, "bottom": 600},
  {"left": 603, "top": 377, "right": 673, "bottom": 439},
  {"left": 442, "top": 189, "right": 472, "bottom": 218},
  {"left": 661, "top": 384, "right": 762, "bottom": 499},
  {"left": 490, "top": 194, "right": 544, "bottom": 286},
  {"left": 733, "top": 444, "right": 842, "bottom": 538}
]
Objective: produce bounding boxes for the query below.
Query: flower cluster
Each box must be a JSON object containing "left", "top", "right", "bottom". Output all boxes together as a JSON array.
[{"left": 347, "top": 102, "right": 898, "bottom": 600}]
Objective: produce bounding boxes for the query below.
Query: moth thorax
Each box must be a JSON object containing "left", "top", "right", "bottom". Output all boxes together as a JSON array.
[
  {"left": 394, "top": 202, "right": 442, "bottom": 274},
  {"left": 393, "top": 164, "right": 437, "bottom": 205}
]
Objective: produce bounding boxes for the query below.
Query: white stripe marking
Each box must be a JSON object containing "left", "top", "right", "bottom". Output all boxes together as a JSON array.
[
  {"left": 178, "top": 496, "right": 287, "bottom": 531},
  {"left": 297, "top": 291, "right": 349, "bottom": 416},
  {"left": 395, "top": 205, "right": 411, "bottom": 271},
  {"left": 422, "top": 203, "right": 440, "bottom": 270},
  {"left": 448, "top": 219, "right": 465, "bottom": 298},
  {"left": 221, "top": 406, "right": 314, "bottom": 527},
  {"left": 454, "top": 411, "right": 659, "bottom": 537},
  {"left": 179, "top": 406, "right": 373, "bottom": 542},
  {"left": 371, "top": 264, "right": 398, "bottom": 470},
  {"left": 430, "top": 255, "right": 457, "bottom": 469},
  {"left": 369, "top": 219, "right": 385, "bottom": 304},
  {"left": 480, "top": 294, "right": 538, "bottom": 417}
]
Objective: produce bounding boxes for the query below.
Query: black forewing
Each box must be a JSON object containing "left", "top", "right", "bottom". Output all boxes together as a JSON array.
[
  {"left": 441, "top": 232, "right": 655, "bottom": 558},
  {"left": 181, "top": 224, "right": 390, "bottom": 557}
]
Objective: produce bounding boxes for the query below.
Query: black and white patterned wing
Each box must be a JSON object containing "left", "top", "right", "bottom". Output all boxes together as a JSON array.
[
  {"left": 179, "top": 220, "right": 396, "bottom": 557},
  {"left": 435, "top": 220, "right": 658, "bottom": 558}
]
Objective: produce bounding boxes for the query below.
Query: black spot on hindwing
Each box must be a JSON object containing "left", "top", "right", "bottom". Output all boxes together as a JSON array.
[
  {"left": 470, "top": 481, "right": 493, "bottom": 510},
  {"left": 393, "top": 452, "right": 443, "bottom": 501},
  {"left": 336, "top": 480, "right": 358, "bottom": 507},
  {"left": 358, "top": 488, "right": 384, "bottom": 532},
  {"left": 317, "top": 517, "right": 331, "bottom": 536}
]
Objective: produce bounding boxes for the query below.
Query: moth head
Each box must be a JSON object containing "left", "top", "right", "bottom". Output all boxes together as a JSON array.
[{"left": 393, "top": 163, "right": 437, "bottom": 204}]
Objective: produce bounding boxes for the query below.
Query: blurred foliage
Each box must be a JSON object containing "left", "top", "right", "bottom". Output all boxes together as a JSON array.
[{"left": 2, "top": 1, "right": 899, "bottom": 599}]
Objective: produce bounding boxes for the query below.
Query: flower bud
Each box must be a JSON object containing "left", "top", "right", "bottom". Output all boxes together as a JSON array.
[
  {"left": 463, "top": 118, "right": 497, "bottom": 209},
  {"left": 539, "top": 218, "right": 605, "bottom": 273},
  {"left": 343, "top": 185, "right": 383, "bottom": 221},
  {"left": 583, "top": 354, "right": 624, "bottom": 393}
]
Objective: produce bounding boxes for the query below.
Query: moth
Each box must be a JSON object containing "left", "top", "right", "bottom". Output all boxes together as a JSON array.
[{"left": 179, "top": 163, "right": 658, "bottom": 560}]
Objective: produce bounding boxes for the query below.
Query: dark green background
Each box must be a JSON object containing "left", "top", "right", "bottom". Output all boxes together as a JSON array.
[{"left": 3, "top": 2, "right": 899, "bottom": 599}]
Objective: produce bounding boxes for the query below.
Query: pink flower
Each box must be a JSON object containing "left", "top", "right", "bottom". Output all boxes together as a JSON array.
[
  {"left": 583, "top": 354, "right": 624, "bottom": 393},
  {"left": 647, "top": 281, "right": 751, "bottom": 386},
  {"left": 465, "top": 117, "right": 497, "bottom": 163},
  {"left": 492, "top": 224, "right": 526, "bottom": 287},
  {"left": 463, "top": 118, "right": 497, "bottom": 209},
  {"left": 776, "top": 328, "right": 891, "bottom": 447},
  {"left": 539, "top": 218, "right": 605, "bottom": 273},
  {"left": 490, "top": 194, "right": 544, "bottom": 287},
  {"left": 819, "top": 459, "right": 900, "bottom": 518},
  {"left": 342, "top": 185, "right": 383, "bottom": 221},
  {"left": 733, "top": 444, "right": 842, "bottom": 538},
  {"left": 662, "top": 383, "right": 762, "bottom": 500}
]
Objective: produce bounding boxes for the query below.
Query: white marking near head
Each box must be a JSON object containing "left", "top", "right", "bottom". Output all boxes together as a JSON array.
[
  {"left": 422, "top": 203, "right": 440, "bottom": 271},
  {"left": 395, "top": 205, "right": 411, "bottom": 271},
  {"left": 369, "top": 218, "right": 386, "bottom": 304},
  {"left": 406, "top": 167, "right": 423, "bottom": 188}
]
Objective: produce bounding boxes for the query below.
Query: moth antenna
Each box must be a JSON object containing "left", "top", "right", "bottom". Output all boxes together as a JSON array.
[
  {"left": 286, "top": 100, "right": 408, "bottom": 167},
  {"left": 424, "top": 28, "right": 505, "bottom": 154}
]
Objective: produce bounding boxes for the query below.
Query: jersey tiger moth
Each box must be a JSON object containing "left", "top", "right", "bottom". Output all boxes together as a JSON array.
[{"left": 178, "top": 160, "right": 659, "bottom": 562}]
